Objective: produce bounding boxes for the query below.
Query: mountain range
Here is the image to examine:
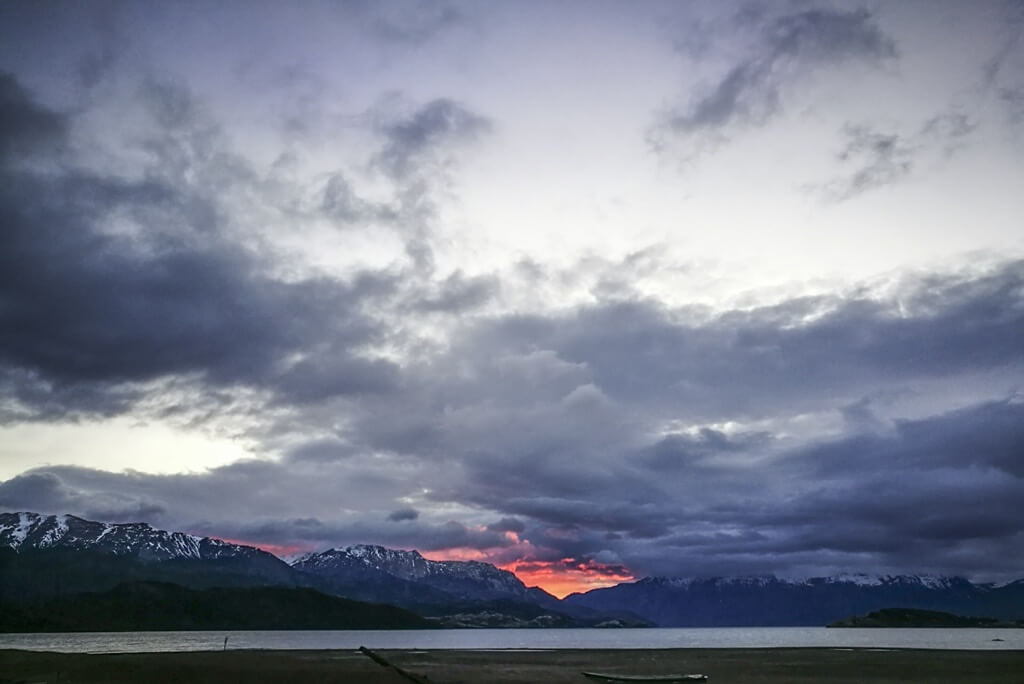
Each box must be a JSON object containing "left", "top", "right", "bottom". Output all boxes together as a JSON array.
[
  {"left": 563, "top": 574, "right": 1024, "bottom": 626},
  {"left": 3, "top": 511, "right": 1023, "bottom": 628}
]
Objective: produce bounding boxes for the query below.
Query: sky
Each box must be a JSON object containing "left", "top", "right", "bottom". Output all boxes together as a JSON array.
[{"left": 0, "top": 0, "right": 1022, "bottom": 598}]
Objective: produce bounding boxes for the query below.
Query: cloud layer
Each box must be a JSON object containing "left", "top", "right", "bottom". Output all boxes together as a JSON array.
[{"left": 1, "top": 2, "right": 1023, "bottom": 589}]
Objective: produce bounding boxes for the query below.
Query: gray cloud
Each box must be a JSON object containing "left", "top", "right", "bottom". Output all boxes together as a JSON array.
[
  {"left": 0, "top": 72, "right": 423, "bottom": 421},
  {"left": 319, "top": 173, "right": 392, "bottom": 225},
  {"left": 3, "top": 258, "right": 1022, "bottom": 578},
  {"left": 284, "top": 439, "right": 355, "bottom": 464},
  {"left": 0, "top": 471, "right": 168, "bottom": 524},
  {"left": 375, "top": 98, "right": 491, "bottom": 180},
  {"left": 981, "top": 1, "right": 1024, "bottom": 89},
  {"left": 801, "top": 398, "right": 1024, "bottom": 479},
  {"left": 655, "top": 7, "right": 895, "bottom": 151},
  {"left": 824, "top": 124, "right": 914, "bottom": 199},
  {"left": 817, "top": 112, "right": 975, "bottom": 200},
  {"left": 487, "top": 517, "right": 525, "bottom": 534},
  {"left": 359, "top": 0, "right": 464, "bottom": 46},
  {"left": 387, "top": 507, "right": 420, "bottom": 522},
  {"left": 0, "top": 72, "right": 67, "bottom": 160},
  {"left": 404, "top": 271, "right": 499, "bottom": 314},
  {"left": 449, "top": 262, "right": 1024, "bottom": 425},
  {"left": 1001, "top": 87, "right": 1024, "bottom": 124},
  {"left": 0, "top": 4, "right": 1021, "bottom": 587}
]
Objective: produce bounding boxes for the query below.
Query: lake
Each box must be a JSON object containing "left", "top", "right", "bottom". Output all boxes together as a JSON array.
[{"left": 2, "top": 628, "right": 1021, "bottom": 653}]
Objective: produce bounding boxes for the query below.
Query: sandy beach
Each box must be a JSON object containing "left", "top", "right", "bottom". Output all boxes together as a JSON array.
[{"left": 2, "top": 647, "right": 1022, "bottom": 683}]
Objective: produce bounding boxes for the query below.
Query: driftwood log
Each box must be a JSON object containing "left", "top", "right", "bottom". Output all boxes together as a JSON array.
[{"left": 358, "top": 646, "right": 432, "bottom": 683}]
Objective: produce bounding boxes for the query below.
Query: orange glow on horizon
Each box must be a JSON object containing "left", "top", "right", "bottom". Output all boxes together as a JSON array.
[
  {"left": 500, "top": 559, "right": 635, "bottom": 598},
  {"left": 422, "top": 546, "right": 634, "bottom": 598},
  {"left": 211, "top": 536, "right": 310, "bottom": 558},
  {"left": 205, "top": 537, "right": 633, "bottom": 598},
  {"left": 420, "top": 547, "right": 491, "bottom": 562}
]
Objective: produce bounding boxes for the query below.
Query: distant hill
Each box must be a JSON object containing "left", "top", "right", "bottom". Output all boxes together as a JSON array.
[
  {"left": 0, "top": 581, "right": 430, "bottom": 632},
  {"left": 564, "top": 575, "right": 1024, "bottom": 626},
  {"left": 829, "top": 608, "right": 1024, "bottom": 628}
]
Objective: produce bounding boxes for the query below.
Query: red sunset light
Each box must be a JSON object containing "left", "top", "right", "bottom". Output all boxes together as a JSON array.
[{"left": 501, "top": 559, "right": 635, "bottom": 599}]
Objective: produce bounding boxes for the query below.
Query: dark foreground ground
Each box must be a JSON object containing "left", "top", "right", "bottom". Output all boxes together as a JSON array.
[{"left": 2, "top": 648, "right": 1022, "bottom": 683}]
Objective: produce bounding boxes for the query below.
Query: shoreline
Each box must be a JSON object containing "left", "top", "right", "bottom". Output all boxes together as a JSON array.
[{"left": 3, "top": 647, "right": 1023, "bottom": 683}]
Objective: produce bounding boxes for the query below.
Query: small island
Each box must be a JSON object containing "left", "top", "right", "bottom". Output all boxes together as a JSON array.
[{"left": 828, "top": 608, "right": 1024, "bottom": 628}]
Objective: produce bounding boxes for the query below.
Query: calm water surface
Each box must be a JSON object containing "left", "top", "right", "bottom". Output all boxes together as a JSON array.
[{"left": 2, "top": 628, "right": 1022, "bottom": 653}]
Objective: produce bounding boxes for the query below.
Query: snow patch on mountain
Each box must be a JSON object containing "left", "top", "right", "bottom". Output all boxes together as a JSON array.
[
  {"left": 10, "top": 512, "right": 33, "bottom": 544},
  {"left": 292, "top": 544, "right": 530, "bottom": 599},
  {"left": 637, "top": 573, "right": 969, "bottom": 590},
  {"left": 0, "top": 511, "right": 266, "bottom": 563},
  {"left": 818, "top": 572, "right": 884, "bottom": 586}
]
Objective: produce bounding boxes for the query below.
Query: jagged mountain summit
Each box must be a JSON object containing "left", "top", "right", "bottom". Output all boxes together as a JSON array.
[
  {"left": 293, "top": 544, "right": 537, "bottom": 600},
  {"left": 0, "top": 511, "right": 297, "bottom": 600},
  {"left": 634, "top": 574, "right": 976, "bottom": 591},
  {"left": 1, "top": 511, "right": 266, "bottom": 562},
  {"left": 290, "top": 544, "right": 573, "bottom": 624},
  {"left": 0, "top": 511, "right": 568, "bottom": 623}
]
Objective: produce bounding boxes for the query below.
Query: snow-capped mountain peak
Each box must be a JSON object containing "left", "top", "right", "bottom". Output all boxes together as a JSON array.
[
  {"left": 0, "top": 511, "right": 263, "bottom": 562},
  {"left": 291, "top": 543, "right": 530, "bottom": 600},
  {"left": 636, "top": 572, "right": 971, "bottom": 591}
]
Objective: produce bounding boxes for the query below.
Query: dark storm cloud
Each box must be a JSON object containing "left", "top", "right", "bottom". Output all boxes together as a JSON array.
[
  {"left": 0, "top": 472, "right": 73, "bottom": 510},
  {"left": 817, "top": 112, "right": 975, "bottom": 200},
  {"left": 487, "top": 517, "right": 525, "bottom": 534},
  {"left": 616, "top": 398, "right": 1024, "bottom": 577},
  {"left": 0, "top": 471, "right": 167, "bottom": 524},
  {"left": 387, "top": 507, "right": 419, "bottom": 522},
  {"left": 210, "top": 515, "right": 513, "bottom": 553},
  {"left": 0, "top": 367, "right": 140, "bottom": 424},
  {"left": 1, "top": 68, "right": 1021, "bottom": 579},
  {"left": 638, "top": 429, "right": 771, "bottom": 472},
  {"left": 493, "top": 497, "right": 677, "bottom": 542},
  {"left": 0, "top": 72, "right": 67, "bottom": 159},
  {"left": 284, "top": 439, "right": 355, "bottom": 464},
  {"left": 359, "top": 259, "right": 1022, "bottom": 576},
  {"left": 239, "top": 258, "right": 1021, "bottom": 576},
  {"left": 445, "top": 261, "right": 1024, "bottom": 425},
  {"left": 2, "top": 259, "right": 1022, "bottom": 578},
  {"left": 0, "top": 72, "right": 400, "bottom": 419},
  {"left": 801, "top": 398, "right": 1024, "bottom": 479},
  {"left": 657, "top": 7, "right": 895, "bottom": 146},
  {"left": 272, "top": 354, "right": 401, "bottom": 405}
]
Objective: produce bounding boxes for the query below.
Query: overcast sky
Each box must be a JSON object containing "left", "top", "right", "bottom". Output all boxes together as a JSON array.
[{"left": 1, "top": 0, "right": 1022, "bottom": 597}]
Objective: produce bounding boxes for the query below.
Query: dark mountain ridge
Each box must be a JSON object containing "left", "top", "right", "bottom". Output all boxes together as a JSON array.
[
  {"left": 6, "top": 511, "right": 1023, "bottom": 628},
  {"left": 564, "top": 574, "right": 1024, "bottom": 626},
  {"left": 0, "top": 511, "right": 583, "bottom": 626},
  {"left": 0, "top": 581, "right": 429, "bottom": 632},
  {"left": 290, "top": 544, "right": 585, "bottom": 624},
  {"left": 293, "top": 544, "right": 558, "bottom": 604},
  {"left": 0, "top": 512, "right": 297, "bottom": 600}
]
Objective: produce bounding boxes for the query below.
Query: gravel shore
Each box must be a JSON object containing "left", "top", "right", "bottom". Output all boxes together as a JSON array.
[{"left": 2, "top": 647, "right": 1022, "bottom": 683}]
